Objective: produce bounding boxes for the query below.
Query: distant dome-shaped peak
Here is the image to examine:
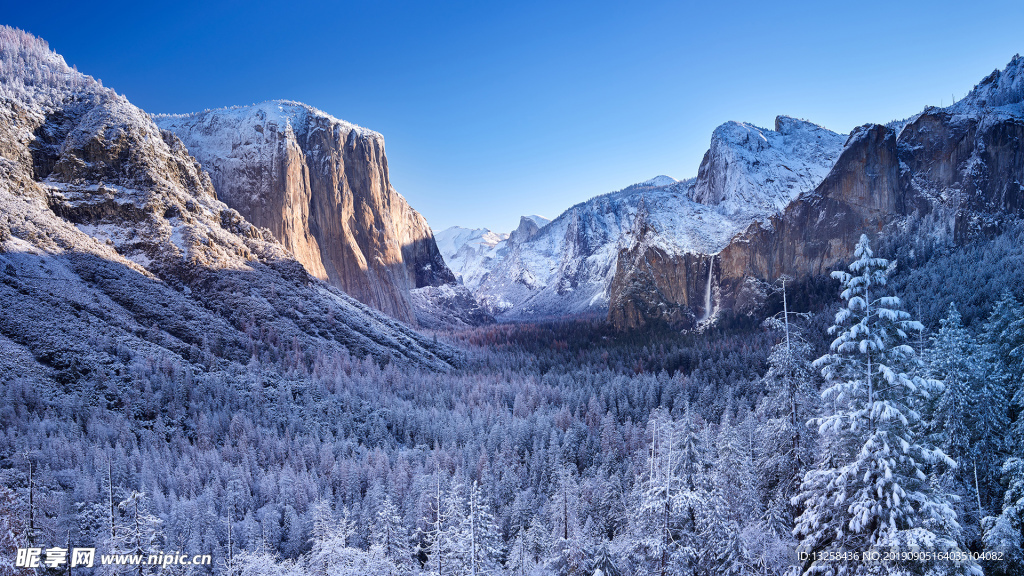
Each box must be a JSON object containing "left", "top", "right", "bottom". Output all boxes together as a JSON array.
[{"left": 641, "top": 175, "right": 678, "bottom": 187}]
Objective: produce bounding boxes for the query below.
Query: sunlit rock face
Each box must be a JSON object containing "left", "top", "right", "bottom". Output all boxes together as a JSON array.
[{"left": 157, "top": 102, "right": 455, "bottom": 325}]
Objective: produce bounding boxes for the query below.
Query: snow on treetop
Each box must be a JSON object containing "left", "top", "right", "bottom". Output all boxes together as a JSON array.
[
  {"left": 954, "top": 53, "right": 1024, "bottom": 111},
  {"left": 0, "top": 25, "right": 111, "bottom": 108}
]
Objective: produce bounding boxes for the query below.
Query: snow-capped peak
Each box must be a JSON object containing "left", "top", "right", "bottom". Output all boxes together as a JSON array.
[
  {"left": 688, "top": 115, "right": 845, "bottom": 215},
  {"left": 434, "top": 226, "right": 510, "bottom": 289},
  {"left": 641, "top": 175, "right": 678, "bottom": 187},
  {"left": 523, "top": 214, "right": 551, "bottom": 227},
  {"left": 154, "top": 100, "right": 380, "bottom": 142}
]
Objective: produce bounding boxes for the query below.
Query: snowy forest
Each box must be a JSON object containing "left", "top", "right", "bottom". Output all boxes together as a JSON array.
[{"left": 3, "top": 213, "right": 1024, "bottom": 576}]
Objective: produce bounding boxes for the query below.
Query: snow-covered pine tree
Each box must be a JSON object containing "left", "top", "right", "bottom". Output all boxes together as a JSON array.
[
  {"left": 307, "top": 501, "right": 355, "bottom": 576},
  {"left": 792, "top": 234, "right": 975, "bottom": 576},
  {"left": 983, "top": 291, "right": 1024, "bottom": 453},
  {"left": 545, "top": 466, "right": 590, "bottom": 576},
  {"left": 626, "top": 409, "right": 704, "bottom": 576},
  {"left": 982, "top": 457, "right": 1024, "bottom": 576},
  {"left": 461, "top": 481, "right": 503, "bottom": 576},
  {"left": 591, "top": 542, "right": 622, "bottom": 576},
  {"left": 105, "top": 491, "right": 164, "bottom": 576},
  {"left": 0, "top": 486, "right": 25, "bottom": 576},
  {"left": 369, "top": 491, "right": 413, "bottom": 574},
  {"left": 416, "top": 475, "right": 453, "bottom": 576},
  {"left": 505, "top": 526, "right": 536, "bottom": 576},
  {"left": 307, "top": 501, "right": 395, "bottom": 576},
  {"left": 758, "top": 291, "right": 818, "bottom": 513}
]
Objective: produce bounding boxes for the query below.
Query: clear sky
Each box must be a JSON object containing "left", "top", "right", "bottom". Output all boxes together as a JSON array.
[{"left": 4, "top": 1, "right": 1023, "bottom": 232}]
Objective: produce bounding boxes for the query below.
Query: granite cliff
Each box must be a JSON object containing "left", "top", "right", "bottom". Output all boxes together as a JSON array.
[
  {"left": 438, "top": 116, "right": 845, "bottom": 323},
  {"left": 156, "top": 103, "right": 455, "bottom": 325}
]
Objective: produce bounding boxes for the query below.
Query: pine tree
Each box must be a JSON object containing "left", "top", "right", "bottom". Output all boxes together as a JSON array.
[
  {"left": 369, "top": 491, "right": 413, "bottom": 574},
  {"left": 0, "top": 486, "right": 25, "bottom": 576},
  {"left": 460, "top": 481, "right": 503, "bottom": 576},
  {"left": 417, "top": 475, "right": 454, "bottom": 576},
  {"left": 758, "top": 299, "right": 818, "bottom": 512},
  {"left": 627, "top": 409, "right": 704, "bottom": 576},
  {"left": 505, "top": 526, "right": 535, "bottom": 576},
  {"left": 545, "top": 467, "right": 590, "bottom": 576},
  {"left": 982, "top": 291, "right": 1024, "bottom": 451},
  {"left": 105, "top": 491, "right": 164, "bottom": 576},
  {"left": 792, "top": 234, "right": 975, "bottom": 576},
  {"left": 983, "top": 458, "right": 1024, "bottom": 576},
  {"left": 591, "top": 543, "right": 622, "bottom": 576},
  {"left": 307, "top": 501, "right": 355, "bottom": 576}
]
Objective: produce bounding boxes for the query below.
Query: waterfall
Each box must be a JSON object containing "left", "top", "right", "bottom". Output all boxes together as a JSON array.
[{"left": 699, "top": 256, "right": 714, "bottom": 323}]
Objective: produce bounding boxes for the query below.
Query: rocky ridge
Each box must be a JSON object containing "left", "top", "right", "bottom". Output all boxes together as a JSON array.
[{"left": 441, "top": 117, "right": 845, "bottom": 322}]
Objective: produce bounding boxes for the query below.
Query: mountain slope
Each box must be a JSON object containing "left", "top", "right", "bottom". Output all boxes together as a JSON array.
[
  {"left": 0, "top": 26, "right": 458, "bottom": 378},
  {"left": 155, "top": 102, "right": 455, "bottom": 325}
]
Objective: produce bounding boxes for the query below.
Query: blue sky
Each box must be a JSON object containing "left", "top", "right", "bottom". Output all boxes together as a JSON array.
[{"left": 5, "top": 1, "right": 1024, "bottom": 232}]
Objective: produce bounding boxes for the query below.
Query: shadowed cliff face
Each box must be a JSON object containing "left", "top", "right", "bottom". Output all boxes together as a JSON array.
[
  {"left": 156, "top": 102, "right": 454, "bottom": 325},
  {"left": 609, "top": 57, "right": 1024, "bottom": 330}
]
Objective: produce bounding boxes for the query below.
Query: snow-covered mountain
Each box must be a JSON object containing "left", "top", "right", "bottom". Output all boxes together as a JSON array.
[
  {"left": 0, "top": 27, "right": 459, "bottom": 372},
  {"left": 155, "top": 101, "right": 455, "bottom": 326},
  {"left": 434, "top": 225, "right": 511, "bottom": 289},
  {"left": 689, "top": 116, "right": 846, "bottom": 214},
  {"left": 446, "top": 116, "right": 844, "bottom": 321},
  {"left": 611, "top": 55, "right": 1024, "bottom": 329}
]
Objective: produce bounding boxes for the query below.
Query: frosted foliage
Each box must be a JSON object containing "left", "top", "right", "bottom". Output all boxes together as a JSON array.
[
  {"left": 5, "top": 24, "right": 1024, "bottom": 576},
  {"left": 0, "top": 27, "right": 105, "bottom": 108}
]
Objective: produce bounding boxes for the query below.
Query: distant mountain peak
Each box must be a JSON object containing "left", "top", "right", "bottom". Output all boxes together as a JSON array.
[
  {"left": 640, "top": 175, "right": 678, "bottom": 187},
  {"left": 154, "top": 99, "right": 380, "bottom": 141}
]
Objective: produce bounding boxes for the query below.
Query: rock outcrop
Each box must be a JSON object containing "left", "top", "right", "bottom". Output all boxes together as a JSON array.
[
  {"left": 689, "top": 116, "right": 847, "bottom": 214},
  {"left": 156, "top": 102, "right": 455, "bottom": 325},
  {"left": 608, "top": 55, "right": 1024, "bottom": 330}
]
